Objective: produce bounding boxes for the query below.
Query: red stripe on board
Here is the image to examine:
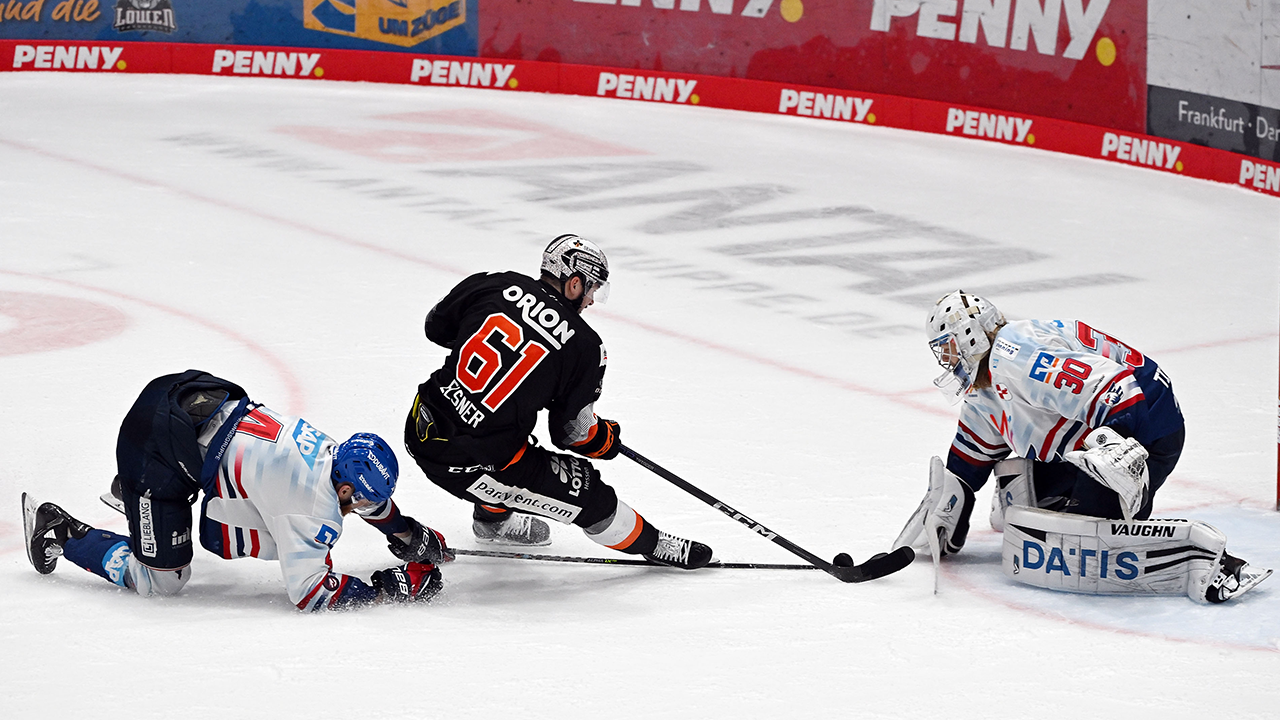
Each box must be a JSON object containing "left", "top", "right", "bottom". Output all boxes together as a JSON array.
[{"left": 1, "top": 40, "right": 1274, "bottom": 197}]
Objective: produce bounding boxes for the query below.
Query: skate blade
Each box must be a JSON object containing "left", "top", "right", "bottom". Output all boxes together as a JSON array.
[
  {"left": 101, "top": 492, "right": 126, "bottom": 515},
  {"left": 1236, "top": 566, "right": 1274, "bottom": 598},
  {"left": 21, "top": 492, "right": 39, "bottom": 571},
  {"left": 472, "top": 535, "right": 553, "bottom": 548}
]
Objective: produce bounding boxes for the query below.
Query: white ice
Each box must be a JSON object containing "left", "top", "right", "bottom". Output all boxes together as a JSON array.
[{"left": 1, "top": 73, "right": 1278, "bottom": 719}]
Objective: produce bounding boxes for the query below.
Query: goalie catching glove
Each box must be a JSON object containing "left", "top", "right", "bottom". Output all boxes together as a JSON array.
[
  {"left": 371, "top": 562, "right": 443, "bottom": 603},
  {"left": 1064, "top": 426, "right": 1149, "bottom": 523},
  {"left": 388, "top": 517, "right": 454, "bottom": 565}
]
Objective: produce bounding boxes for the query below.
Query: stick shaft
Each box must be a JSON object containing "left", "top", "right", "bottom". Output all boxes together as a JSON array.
[
  {"left": 619, "top": 444, "right": 836, "bottom": 574},
  {"left": 449, "top": 547, "right": 816, "bottom": 570}
]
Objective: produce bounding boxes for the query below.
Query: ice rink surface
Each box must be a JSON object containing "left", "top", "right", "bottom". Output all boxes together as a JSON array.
[{"left": 1, "top": 73, "right": 1278, "bottom": 718}]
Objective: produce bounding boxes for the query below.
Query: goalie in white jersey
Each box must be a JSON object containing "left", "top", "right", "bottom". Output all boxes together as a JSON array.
[
  {"left": 22, "top": 370, "right": 452, "bottom": 611},
  {"left": 895, "top": 292, "right": 1270, "bottom": 604}
]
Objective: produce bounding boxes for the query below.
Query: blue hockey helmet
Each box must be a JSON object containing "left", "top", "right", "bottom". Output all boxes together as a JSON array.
[{"left": 331, "top": 433, "right": 399, "bottom": 505}]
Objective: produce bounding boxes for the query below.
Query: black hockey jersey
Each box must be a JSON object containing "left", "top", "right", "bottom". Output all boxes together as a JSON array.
[{"left": 418, "top": 271, "right": 607, "bottom": 466}]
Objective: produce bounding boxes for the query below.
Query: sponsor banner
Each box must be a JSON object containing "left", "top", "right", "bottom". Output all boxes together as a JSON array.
[
  {"left": 2, "top": 39, "right": 1276, "bottom": 199},
  {"left": 0, "top": 0, "right": 477, "bottom": 55},
  {"left": 479, "top": 0, "right": 1148, "bottom": 133},
  {"left": 465, "top": 476, "right": 581, "bottom": 522},
  {"left": 1147, "top": 85, "right": 1280, "bottom": 163}
]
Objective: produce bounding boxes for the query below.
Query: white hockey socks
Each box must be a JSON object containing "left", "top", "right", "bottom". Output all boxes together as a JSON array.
[
  {"left": 584, "top": 498, "right": 646, "bottom": 551},
  {"left": 989, "top": 457, "right": 1036, "bottom": 533}
]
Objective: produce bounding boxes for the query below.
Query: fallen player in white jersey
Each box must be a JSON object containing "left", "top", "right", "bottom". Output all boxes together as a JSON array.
[
  {"left": 894, "top": 292, "right": 1270, "bottom": 603},
  {"left": 22, "top": 370, "right": 453, "bottom": 611}
]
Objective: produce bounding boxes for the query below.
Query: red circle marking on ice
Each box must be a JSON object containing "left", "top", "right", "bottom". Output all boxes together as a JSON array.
[{"left": 0, "top": 291, "right": 128, "bottom": 357}]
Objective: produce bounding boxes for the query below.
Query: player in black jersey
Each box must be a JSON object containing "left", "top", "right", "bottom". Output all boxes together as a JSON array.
[{"left": 404, "top": 234, "right": 712, "bottom": 570}]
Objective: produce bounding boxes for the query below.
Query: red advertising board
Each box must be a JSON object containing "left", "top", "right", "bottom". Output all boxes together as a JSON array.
[
  {"left": 1, "top": 39, "right": 1271, "bottom": 198},
  {"left": 478, "top": 0, "right": 1146, "bottom": 132}
]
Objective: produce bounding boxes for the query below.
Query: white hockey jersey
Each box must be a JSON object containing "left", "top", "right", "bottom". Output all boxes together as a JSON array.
[
  {"left": 197, "top": 404, "right": 358, "bottom": 611},
  {"left": 948, "top": 319, "right": 1181, "bottom": 489}
]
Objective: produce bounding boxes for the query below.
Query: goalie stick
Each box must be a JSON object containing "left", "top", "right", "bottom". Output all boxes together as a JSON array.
[
  {"left": 619, "top": 445, "right": 915, "bottom": 583},
  {"left": 100, "top": 491, "right": 814, "bottom": 572}
]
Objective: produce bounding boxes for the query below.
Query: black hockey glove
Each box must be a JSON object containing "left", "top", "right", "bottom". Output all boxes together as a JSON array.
[
  {"left": 574, "top": 418, "right": 621, "bottom": 460},
  {"left": 371, "top": 563, "right": 443, "bottom": 603},
  {"left": 388, "top": 517, "right": 454, "bottom": 565}
]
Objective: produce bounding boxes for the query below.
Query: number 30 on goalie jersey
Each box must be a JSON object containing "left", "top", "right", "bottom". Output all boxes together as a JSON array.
[{"left": 950, "top": 318, "right": 1183, "bottom": 479}]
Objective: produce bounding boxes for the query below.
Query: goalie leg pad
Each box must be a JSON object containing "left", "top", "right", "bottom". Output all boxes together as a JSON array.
[
  {"left": 989, "top": 457, "right": 1036, "bottom": 534},
  {"left": 1002, "top": 507, "right": 1224, "bottom": 600}
]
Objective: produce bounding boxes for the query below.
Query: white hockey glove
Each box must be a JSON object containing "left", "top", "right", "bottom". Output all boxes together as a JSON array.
[
  {"left": 894, "top": 456, "right": 975, "bottom": 558},
  {"left": 1064, "top": 427, "right": 1149, "bottom": 523}
]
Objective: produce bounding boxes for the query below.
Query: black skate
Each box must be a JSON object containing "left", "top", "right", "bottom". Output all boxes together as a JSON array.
[
  {"left": 472, "top": 507, "right": 552, "bottom": 547},
  {"left": 1204, "top": 552, "right": 1272, "bottom": 604},
  {"left": 22, "top": 493, "right": 91, "bottom": 575},
  {"left": 644, "top": 530, "right": 713, "bottom": 570}
]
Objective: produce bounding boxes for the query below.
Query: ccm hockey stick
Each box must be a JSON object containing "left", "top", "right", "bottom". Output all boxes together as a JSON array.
[
  {"left": 100, "top": 485, "right": 812, "bottom": 571},
  {"left": 449, "top": 548, "right": 817, "bottom": 570},
  {"left": 620, "top": 445, "right": 915, "bottom": 583}
]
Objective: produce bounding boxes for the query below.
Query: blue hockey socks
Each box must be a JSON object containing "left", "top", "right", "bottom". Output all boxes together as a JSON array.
[{"left": 62, "top": 530, "right": 133, "bottom": 588}]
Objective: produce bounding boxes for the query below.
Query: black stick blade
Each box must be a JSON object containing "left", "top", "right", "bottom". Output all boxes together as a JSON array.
[{"left": 827, "top": 546, "right": 916, "bottom": 583}]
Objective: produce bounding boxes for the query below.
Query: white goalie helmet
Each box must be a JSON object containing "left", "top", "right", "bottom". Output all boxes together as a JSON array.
[
  {"left": 926, "top": 290, "right": 1005, "bottom": 402},
  {"left": 541, "top": 233, "right": 610, "bottom": 306}
]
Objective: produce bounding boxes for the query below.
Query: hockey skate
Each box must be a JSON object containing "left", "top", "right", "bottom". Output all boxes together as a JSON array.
[
  {"left": 1204, "top": 552, "right": 1273, "bottom": 604},
  {"left": 22, "top": 493, "right": 91, "bottom": 575},
  {"left": 472, "top": 507, "right": 552, "bottom": 547},
  {"left": 644, "top": 530, "right": 713, "bottom": 570}
]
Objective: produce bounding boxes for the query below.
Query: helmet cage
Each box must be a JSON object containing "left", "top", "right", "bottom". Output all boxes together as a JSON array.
[
  {"left": 925, "top": 291, "right": 1003, "bottom": 402},
  {"left": 929, "top": 332, "right": 977, "bottom": 402}
]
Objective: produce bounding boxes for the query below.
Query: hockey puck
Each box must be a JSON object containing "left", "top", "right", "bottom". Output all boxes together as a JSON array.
[{"left": 833, "top": 552, "right": 854, "bottom": 567}]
